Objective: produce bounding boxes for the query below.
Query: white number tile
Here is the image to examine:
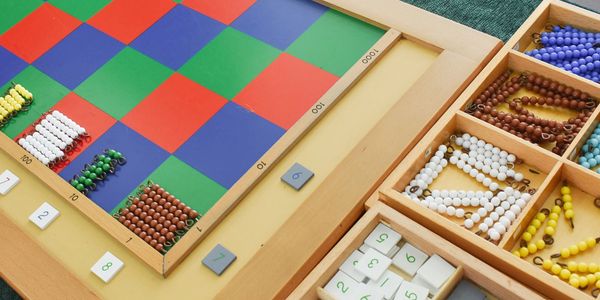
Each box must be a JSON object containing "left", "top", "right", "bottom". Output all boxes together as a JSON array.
[
  {"left": 364, "top": 223, "right": 402, "bottom": 255},
  {"left": 395, "top": 281, "right": 429, "bottom": 300},
  {"left": 324, "top": 270, "right": 360, "bottom": 300},
  {"left": 91, "top": 251, "right": 124, "bottom": 283},
  {"left": 28, "top": 202, "right": 59, "bottom": 230},
  {"left": 415, "top": 254, "right": 456, "bottom": 293},
  {"left": 339, "top": 250, "right": 367, "bottom": 283},
  {"left": 355, "top": 248, "right": 392, "bottom": 281},
  {"left": 366, "top": 270, "right": 404, "bottom": 300},
  {"left": 353, "top": 284, "right": 385, "bottom": 300},
  {"left": 0, "top": 169, "right": 19, "bottom": 195},
  {"left": 392, "top": 243, "right": 428, "bottom": 276}
]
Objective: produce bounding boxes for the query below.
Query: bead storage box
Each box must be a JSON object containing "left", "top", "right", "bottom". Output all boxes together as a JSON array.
[
  {"left": 289, "top": 203, "right": 542, "bottom": 300},
  {"left": 364, "top": 1, "right": 600, "bottom": 299}
]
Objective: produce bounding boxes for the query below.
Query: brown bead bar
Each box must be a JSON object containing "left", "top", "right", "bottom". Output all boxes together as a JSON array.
[
  {"left": 466, "top": 71, "right": 597, "bottom": 155},
  {"left": 115, "top": 181, "right": 201, "bottom": 254}
]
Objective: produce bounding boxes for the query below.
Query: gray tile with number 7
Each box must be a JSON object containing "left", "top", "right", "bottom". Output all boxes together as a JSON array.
[{"left": 203, "top": 244, "right": 237, "bottom": 276}]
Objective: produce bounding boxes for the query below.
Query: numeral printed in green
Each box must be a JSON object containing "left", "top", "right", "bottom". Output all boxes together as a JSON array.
[
  {"left": 101, "top": 262, "right": 113, "bottom": 271},
  {"left": 336, "top": 281, "right": 349, "bottom": 293},
  {"left": 376, "top": 233, "right": 388, "bottom": 243},
  {"left": 367, "top": 258, "right": 379, "bottom": 269},
  {"left": 405, "top": 291, "right": 417, "bottom": 300},
  {"left": 212, "top": 252, "right": 225, "bottom": 262},
  {"left": 406, "top": 253, "right": 416, "bottom": 263}
]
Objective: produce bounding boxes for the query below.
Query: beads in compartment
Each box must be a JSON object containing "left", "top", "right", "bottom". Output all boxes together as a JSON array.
[
  {"left": 113, "top": 182, "right": 201, "bottom": 254},
  {"left": 69, "top": 149, "right": 126, "bottom": 195},
  {"left": 527, "top": 25, "right": 600, "bottom": 83},
  {"left": 0, "top": 83, "right": 33, "bottom": 127},
  {"left": 17, "top": 110, "right": 87, "bottom": 168},
  {"left": 465, "top": 71, "right": 597, "bottom": 155},
  {"left": 403, "top": 132, "right": 536, "bottom": 242},
  {"left": 577, "top": 124, "right": 600, "bottom": 173}
]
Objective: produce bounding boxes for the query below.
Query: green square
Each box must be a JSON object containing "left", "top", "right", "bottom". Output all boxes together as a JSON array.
[
  {"left": 179, "top": 27, "right": 280, "bottom": 100},
  {"left": 111, "top": 156, "right": 227, "bottom": 215},
  {"left": 75, "top": 47, "right": 172, "bottom": 119},
  {"left": 286, "top": 10, "right": 385, "bottom": 77},
  {"left": 1, "top": 66, "right": 69, "bottom": 138},
  {"left": 48, "top": 0, "right": 110, "bottom": 21},
  {"left": 0, "top": 0, "right": 43, "bottom": 35}
]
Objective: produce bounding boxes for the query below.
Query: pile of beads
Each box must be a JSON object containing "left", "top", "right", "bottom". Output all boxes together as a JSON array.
[
  {"left": 114, "top": 182, "right": 200, "bottom": 253},
  {"left": 403, "top": 132, "right": 535, "bottom": 242},
  {"left": 0, "top": 83, "right": 33, "bottom": 127},
  {"left": 466, "top": 71, "right": 597, "bottom": 155},
  {"left": 527, "top": 25, "right": 600, "bottom": 83},
  {"left": 69, "top": 149, "right": 126, "bottom": 195},
  {"left": 578, "top": 123, "right": 600, "bottom": 173},
  {"left": 17, "top": 110, "right": 87, "bottom": 168}
]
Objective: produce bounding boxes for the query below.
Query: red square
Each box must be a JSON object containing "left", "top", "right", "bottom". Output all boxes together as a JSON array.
[
  {"left": 183, "top": 0, "right": 255, "bottom": 25},
  {"left": 121, "top": 73, "right": 227, "bottom": 153},
  {"left": 16, "top": 93, "right": 117, "bottom": 173},
  {"left": 0, "top": 3, "right": 81, "bottom": 63},
  {"left": 234, "top": 53, "right": 338, "bottom": 130},
  {"left": 88, "top": 0, "right": 175, "bottom": 44}
]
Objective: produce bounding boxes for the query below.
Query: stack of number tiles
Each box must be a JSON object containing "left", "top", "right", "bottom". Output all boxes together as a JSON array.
[
  {"left": 0, "top": 0, "right": 384, "bottom": 216},
  {"left": 322, "top": 223, "right": 457, "bottom": 300},
  {"left": 17, "top": 110, "right": 86, "bottom": 167}
]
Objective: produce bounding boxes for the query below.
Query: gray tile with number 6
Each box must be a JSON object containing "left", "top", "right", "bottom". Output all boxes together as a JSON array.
[
  {"left": 203, "top": 244, "right": 236, "bottom": 276},
  {"left": 281, "top": 163, "right": 314, "bottom": 190}
]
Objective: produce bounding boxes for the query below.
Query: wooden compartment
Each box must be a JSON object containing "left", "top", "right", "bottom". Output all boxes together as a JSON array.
[
  {"left": 506, "top": 162, "right": 600, "bottom": 297},
  {"left": 508, "top": 0, "right": 600, "bottom": 87},
  {"left": 289, "top": 203, "right": 543, "bottom": 300},
  {"left": 363, "top": 3, "right": 600, "bottom": 299}
]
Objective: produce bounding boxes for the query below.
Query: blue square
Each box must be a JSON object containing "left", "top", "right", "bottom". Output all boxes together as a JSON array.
[
  {"left": 33, "top": 24, "right": 123, "bottom": 89},
  {"left": 175, "top": 102, "right": 284, "bottom": 188},
  {"left": 131, "top": 5, "right": 226, "bottom": 70},
  {"left": 231, "top": 0, "right": 327, "bottom": 50},
  {"left": 0, "top": 46, "right": 27, "bottom": 87},
  {"left": 60, "top": 122, "right": 169, "bottom": 212}
]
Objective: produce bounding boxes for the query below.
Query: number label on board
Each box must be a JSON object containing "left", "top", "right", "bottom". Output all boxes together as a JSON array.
[
  {"left": 20, "top": 154, "right": 32, "bottom": 165},
  {"left": 361, "top": 49, "right": 380, "bottom": 64},
  {"left": 336, "top": 281, "right": 349, "bottom": 294},
  {"left": 69, "top": 193, "right": 79, "bottom": 202},
  {"left": 311, "top": 102, "right": 326, "bottom": 115},
  {"left": 256, "top": 161, "right": 267, "bottom": 170}
]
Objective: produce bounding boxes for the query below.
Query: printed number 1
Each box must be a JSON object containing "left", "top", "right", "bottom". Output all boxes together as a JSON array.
[{"left": 0, "top": 177, "right": 9, "bottom": 185}]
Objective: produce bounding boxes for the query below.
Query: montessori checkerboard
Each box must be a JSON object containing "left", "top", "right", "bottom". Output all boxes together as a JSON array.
[{"left": 0, "top": 0, "right": 384, "bottom": 215}]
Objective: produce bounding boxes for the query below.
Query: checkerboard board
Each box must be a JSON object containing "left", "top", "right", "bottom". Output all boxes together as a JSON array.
[{"left": 0, "top": 0, "right": 384, "bottom": 215}]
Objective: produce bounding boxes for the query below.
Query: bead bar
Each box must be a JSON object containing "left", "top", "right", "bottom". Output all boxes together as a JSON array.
[
  {"left": 69, "top": 149, "right": 126, "bottom": 195},
  {"left": 0, "top": 83, "right": 33, "bottom": 128}
]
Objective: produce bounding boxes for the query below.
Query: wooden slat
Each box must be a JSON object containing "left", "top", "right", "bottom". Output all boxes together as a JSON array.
[{"left": 0, "top": 210, "right": 99, "bottom": 300}]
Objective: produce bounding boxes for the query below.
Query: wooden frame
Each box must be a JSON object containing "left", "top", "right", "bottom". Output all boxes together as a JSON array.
[
  {"left": 0, "top": 0, "right": 500, "bottom": 297},
  {"left": 289, "top": 202, "right": 543, "bottom": 300},
  {"left": 366, "top": 1, "right": 600, "bottom": 299},
  {"left": 217, "top": 0, "right": 500, "bottom": 298}
]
